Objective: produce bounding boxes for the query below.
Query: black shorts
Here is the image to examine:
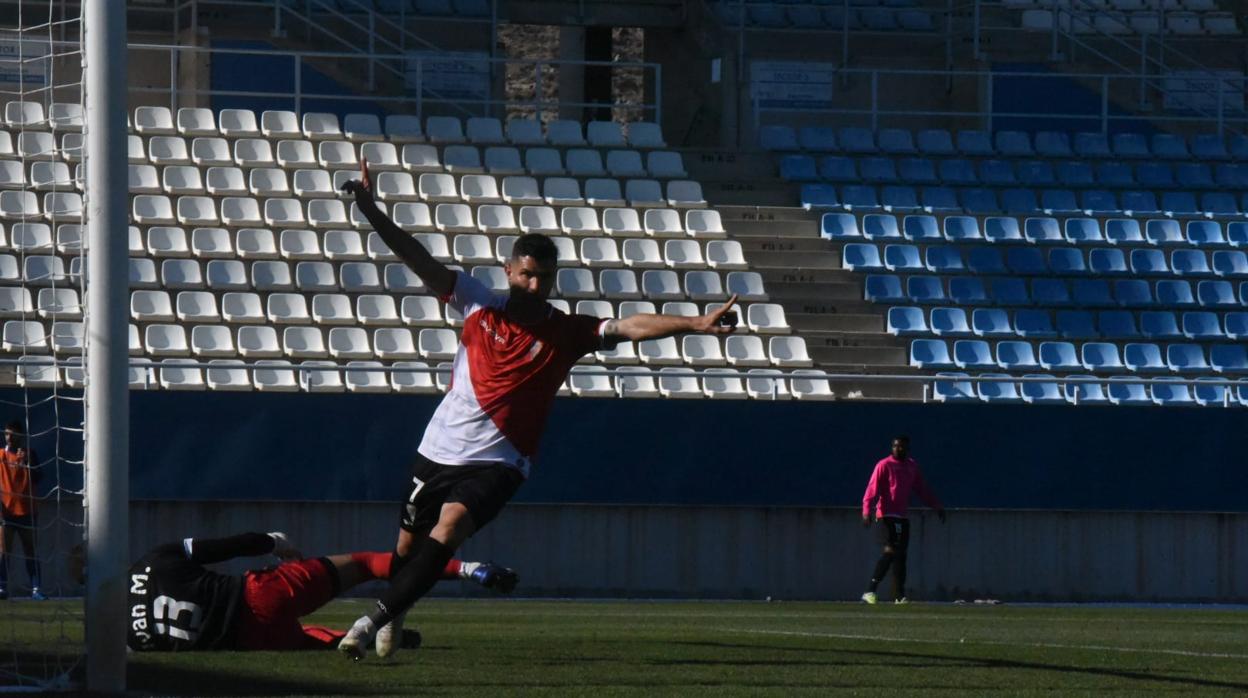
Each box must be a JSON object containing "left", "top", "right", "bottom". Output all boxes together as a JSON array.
[
  {"left": 876, "top": 517, "right": 910, "bottom": 551},
  {"left": 398, "top": 453, "right": 525, "bottom": 536},
  {"left": 0, "top": 512, "right": 35, "bottom": 529}
]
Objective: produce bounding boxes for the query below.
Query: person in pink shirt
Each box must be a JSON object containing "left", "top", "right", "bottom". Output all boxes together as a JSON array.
[{"left": 860, "top": 435, "right": 945, "bottom": 604}]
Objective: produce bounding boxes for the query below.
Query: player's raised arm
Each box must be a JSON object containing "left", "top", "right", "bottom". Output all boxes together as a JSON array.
[
  {"left": 603, "top": 294, "right": 740, "bottom": 343},
  {"left": 183, "top": 532, "right": 292, "bottom": 564},
  {"left": 342, "top": 159, "right": 455, "bottom": 297}
]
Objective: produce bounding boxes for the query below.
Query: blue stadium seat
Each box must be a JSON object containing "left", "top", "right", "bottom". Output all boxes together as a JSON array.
[
  {"left": 1057, "top": 310, "right": 1098, "bottom": 339},
  {"left": 1186, "top": 221, "right": 1227, "bottom": 248},
  {"left": 865, "top": 274, "right": 905, "bottom": 302},
  {"left": 1175, "top": 164, "right": 1214, "bottom": 189},
  {"left": 1161, "top": 192, "right": 1198, "bottom": 218},
  {"left": 860, "top": 7, "right": 899, "bottom": 30},
  {"left": 786, "top": 5, "right": 826, "bottom": 28},
  {"left": 842, "top": 243, "right": 883, "bottom": 271},
  {"left": 821, "top": 212, "right": 860, "bottom": 240},
  {"left": 898, "top": 158, "right": 938, "bottom": 184},
  {"left": 1201, "top": 193, "right": 1241, "bottom": 218},
  {"left": 1064, "top": 376, "right": 1109, "bottom": 404},
  {"left": 1074, "top": 132, "right": 1111, "bottom": 158},
  {"left": 930, "top": 306, "right": 971, "bottom": 336},
  {"left": 983, "top": 216, "right": 1023, "bottom": 244},
  {"left": 839, "top": 127, "right": 877, "bottom": 154},
  {"left": 1156, "top": 279, "right": 1196, "bottom": 307},
  {"left": 977, "top": 374, "right": 1023, "bottom": 403},
  {"left": 1235, "top": 381, "right": 1248, "bottom": 407},
  {"left": 910, "top": 339, "right": 954, "bottom": 368},
  {"left": 1151, "top": 134, "right": 1190, "bottom": 160},
  {"left": 1145, "top": 219, "right": 1183, "bottom": 246},
  {"left": 916, "top": 129, "right": 955, "bottom": 156},
  {"left": 1166, "top": 344, "right": 1209, "bottom": 373},
  {"left": 949, "top": 277, "right": 989, "bottom": 306},
  {"left": 860, "top": 157, "right": 899, "bottom": 184},
  {"left": 1226, "top": 312, "right": 1248, "bottom": 339},
  {"left": 1002, "top": 189, "right": 1039, "bottom": 215},
  {"left": 1140, "top": 311, "right": 1182, "bottom": 339},
  {"left": 908, "top": 276, "right": 946, "bottom": 304},
  {"left": 820, "top": 156, "right": 858, "bottom": 182},
  {"left": 1081, "top": 190, "right": 1121, "bottom": 216},
  {"left": 1015, "top": 310, "right": 1056, "bottom": 338},
  {"left": 798, "top": 126, "right": 839, "bottom": 152},
  {"left": 887, "top": 306, "right": 928, "bottom": 336},
  {"left": 1182, "top": 311, "right": 1223, "bottom": 340},
  {"left": 1112, "top": 133, "right": 1150, "bottom": 159},
  {"left": 1106, "top": 218, "right": 1144, "bottom": 245},
  {"left": 842, "top": 185, "right": 881, "bottom": 211},
  {"left": 953, "top": 339, "right": 995, "bottom": 369},
  {"left": 1096, "top": 163, "right": 1135, "bottom": 187},
  {"left": 968, "top": 246, "right": 1006, "bottom": 274},
  {"left": 925, "top": 246, "right": 964, "bottom": 273},
  {"left": 897, "top": 9, "right": 935, "bottom": 31},
  {"left": 1063, "top": 218, "right": 1103, "bottom": 245},
  {"left": 862, "top": 214, "right": 901, "bottom": 241},
  {"left": 1212, "top": 250, "right": 1248, "bottom": 278},
  {"left": 760, "top": 125, "right": 799, "bottom": 151},
  {"left": 1020, "top": 374, "right": 1065, "bottom": 404},
  {"left": 882, "top": 186, "right": 922, "bottom": 212},
  {"left": 996, "top": 131, "right": 1033, "bottom": 157},
  {"left": 878, "top": 129, "right": 917, "bottom": 155},
  {"left": 1024, "top": 217, "right": 1062, "bottom": 244},
  {"left": 1082, "top": 342, "right": 1125, "bottom": 372},
  {"left": 1107, "top": 377, "right": 1151, "bottom": 406},
  {"left": 1230, "top": 222, "right": 1248, "bottom": 248},
  {"left": 1089, "top": 248, "right": 1128, "bottom": 275},
  {"left": 956, "top": 130, "right": 994, "bottom": 156},
  {"left": 978, "top": 160, "right": 1016, "bottom": 186},
  {"left": 1114, "top": 279, "right": 1154, "bottom": 308},
  {"left": 1006, "top": 247, "right": 1047, "bottom": 275},
  {"left": 995, "top": 341, "right": 1038, "bottom": 371},
  {"left": 1130, "top": 248, "right": 1169, "bottom": 275},
  {"left": 972, "top": 308, "right": 1013, "bottom": 338},
  {"left": 1035, "top": 131, "right": 1073, "bottom": 158},
  {"left": 1017, "top": 161, "right": 1056, "bottom": 186},
  {"left": 801, "top": 184, "right": 840, "bottom": 210},
  {"left": 1124, "top": 343, "right": 1166, "bottom": 373},
  {"left": 1136, "top": 162, "right": 1174, "bottom": 188},
  {"left": 991, "top": 277, "right": 1030, "bottom": 306},
  {"left": 959, "top": 188, "right": 1000, "bottom": 215},
  {"left": 1193, "top": 378, "right": 1228, "bottom": 406},
  {"left": 1049, "top": 248, "right": 1087, "bottom": 275},
  {"left": 1215, "top": 163, "right": 1248, "bottom": 188},
  {"left": 1071, "top": 279, "right": 1113, "bottom": 307},
  {"left": 1210, "top": 344, "right": 1248, "bottom": 373},
  {"left": 942, "top": 215, "right": 980, "bottom": 242},
  {"left": 1039, "top": 341, "right": 1080, "bottom": 370},
  {"left": 1040, "top": 190, "right": 1080, "bottom": 215},
  {"left": 1097, "top": 310, "right": 1138, "bottom": 338},
  {"left": 1196, "top": 279, "right": 1237, "bottom": 307},
  {"left": 884, "top": 244, "right": 923, "bottom": 271},
  {"left": 938, "top": 159, "right": 978, "bottom": 185},
  {"left": 1122, "top": 191, "right": 1160, "bottom": 216},
  {"left": 1171, "top": 249, "right": 1212, "bottom": 277},
  {"left": 1057, "top": 161, "right": 1095, "bottom": 186},
  {"left": 1150, "top": 380, "right": 1194, "bottom": 406},
  {"left": 1235, "top": 134, "right": 1248, "bottom": 159},
  {"left": 903, "top": 214, "right": 941, "bottom": 242},
  {"left": 932, "top": 372, "right": 975, "bottom": 402},
  {"left": 780, "top": 155, "right": 819, "bottom": 182},
  {"left": 749, "top": 5, "right": 789, "bottom": 27},
  {"left": 1192, "top": 134, "right": 1230, "bottom": 161},
  {"left": 821, "top": 5, "right": 857, "bottom": 29},
  {"left": 1033, "top": 278, "right": 1072, "bottom": 307},
  {"left": 920, "top": 187, "right": 960, "bottom": 213}
]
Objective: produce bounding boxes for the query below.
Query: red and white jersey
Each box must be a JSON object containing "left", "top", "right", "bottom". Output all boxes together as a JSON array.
[{"left": 417, "top": 271, "right": 608, "bottom": 477}]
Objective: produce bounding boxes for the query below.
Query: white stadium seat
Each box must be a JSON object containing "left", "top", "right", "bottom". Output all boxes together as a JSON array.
[
  {"left": 261, "top": 110, "right": 300, "bottom": 138},
  {"left": 206, "top": 360, "right": 251, "bottom": 391},
  {"left": 177, "top": 196, "right": 218, "bottom": 226},
  {"left": 460, "top": 174, "right": 502, "bottom": 204},
  {"left": 374, "top": 328, "right": 419, "bottom": 359},
  {"left": 191, "top": 325, "right": 236, "bottom": 357},
  {"left": 345, "top": 361, "right": 391, "bottom": 393},
  {"left": 569, "top": 366, "right": 615, "bottom": 397},
  {"left": 556, "top": 268, "right": 597, "bottom": 299},
  {"left": 177, "top": 291, "right": 219, "bottom": 323},
  {"left": 702, "top": 369, "right": 747, "bottom": 399},
  {"left": 682, "top": 335, "right": 726, "bottom": 366},
  {"left": 218, "top": 109, "right": 261, "bottom": 137},
  {"left": 206, "top": 260, "right": 249, "bottom": 290},
  {"left": 727, "top": 335, "right": 771, "bottom": 367},
  {"left": 235, "top": 228, "right": 278, "bottom": 259},
  {"left": 148, "top": 136, "right": 191, "bottom": 165},
  {"left": 131, "top": 290, "right": 174, "bottom": 322},
  {"left": 191, "top": 137, "right": 232, "bottom": 166},
  {"left": 627, "top": 122, "right": 666, "bottom": 148},
  {"left": 293, "top": 168, "right": 335, "bottom": 198},
  {"left": 283, "top": 326, "right": 327, "bottom": 358},
  {"left": 580, "top": 238, "right": 621, "bottom": 268},
  {"left": 418, "top": 328, "right": 458, "bottom": 360},
  {"left": 145, "top": 324, "right": 189, "bottom": 356},
  {"left": 401, "top": 295, "right": 442, "bottom": 326},
  {"left": 307, "top": 199, "right": 349, "bottom": 229},
  {"left": 324, "top": 230, "right": 367, "bottom": 260},
  {"left": 391, "top": 361, "right": 438, "bottom": 394},
  {"left": 622, "top": 238, "right": 664, "bottom": 268},
  {"left": 360, "top": 141, "right": 401, "bottom": 170},
  {"left": 314, "top": 294, "right": 356, "bottom": 325},
  {"left": 134, "top": 106, "right": 175, "bottom": 135},
  {"left": 299, "top": 361, "right": 343, "bottom": 392},
  {"left": 385, "top": 114, "right": 424, "bottom": 142},
  {"left": 519, "top": 206, "right": 559, "bottom": 234},
  {"left": 253, "top": 359, "right": 298, "bottom": 392},
  {"left": 616, "top": 366, "right": 659, "bottom": 398},
  {"left": 746, "top": 303, "right": 790, "bottom": 334},
  {"left": 543, "top": 177, "right": 584, "bottom": 207},
  {"left": 664, "top": 239, "right": 705, "bottom": 269},
  {"left": 791, "top": 370, "right": 835, "bottom": 400},
  {"left": 687, "top": 210, "right": 727, "bottom": 238},
  {"left": 401, "top": 144, "right": 441, "bottom": 172},
  {"left": 726, "top": 271, "right": 768, "bottom": 301},
  {"left": 604, "top": 208, "right": 644, "bottom": 237},
  {"left": 224, "top": 293, "right": 266, "bottom": 324},
  {"left": 276, "top": 140, "right": 316, "bottom": 169},
  {"left": 147, "top": 226, "right": 190, "bottom": 257},
  {"left": 355, "top": 294, "right": 399, "bottom": 326},
  {"left": 302, "top": 112, "right": 341, "bottom": 140},
  {"left": 642, "top": 269, "right": 683, "bottom": 300},
  {"left": 267, "top": 293, "right": 311, "bottom": 324},
  {"left": 644, "top": 208, "right": 684, "bottom": 238},
  {"left": 658, "top": 368, "right": 702, "bottom": 398},
  {"left": 435, "top": 203, "right": 475, "bottom": 233},
  {"left": 769, "top": 336, "right": 813, "bottom": 367},
  {"left": 502, "top": 176, "right": 543, "bottom": 205},
  {"left": 48, "top": 103, "right": 84, "bottom": 131}
]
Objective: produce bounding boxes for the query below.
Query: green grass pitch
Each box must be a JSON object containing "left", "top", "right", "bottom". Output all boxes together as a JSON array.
[{"left": 5, "top": 599, "right": 1248, "bottom": 695}]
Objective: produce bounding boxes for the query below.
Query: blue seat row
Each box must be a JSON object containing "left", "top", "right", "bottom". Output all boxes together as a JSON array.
[
  {"left": 821, "top": 213, "right": 1248, "bottom": 248},
  {"left": 715, "top": 2, "right": 933, "bottom": 32},
  {"left": 785, "top": 155, "right": 1248, "bottom": 192},
  {"left": 887, "top": 306, "right": 1248, "bottom": 341},
  {"left": 763, "top": 126, "right": 1248, "bottom": 161},
  {"left": 862, "top": 274, "right": 1248, "bottom": 309},
  {"left": 910, "top": 338, "right": 1248, "bottom": 374},
  {"left": 933, "top": 372, "right": 1243, "bottom": 406},
  {"left": 796, "top": 181, "right": 1242, "bottom": 217}
]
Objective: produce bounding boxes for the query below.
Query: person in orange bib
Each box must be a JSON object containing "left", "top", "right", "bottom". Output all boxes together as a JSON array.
[{"left": 0, "top": 420, "right": 42, "bottom": 600}]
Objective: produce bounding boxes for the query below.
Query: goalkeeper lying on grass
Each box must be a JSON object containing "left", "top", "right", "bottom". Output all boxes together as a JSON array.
[{"left": 118, "top": 532, "right": 516, "bottom": 652}]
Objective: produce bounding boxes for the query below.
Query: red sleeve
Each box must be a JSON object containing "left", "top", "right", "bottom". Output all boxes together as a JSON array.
[
  {"left": 861, "top": 460, "right": 884, "bottom": 518},
  {"left": 912, "top": 466, "right": 943, "bottom": 511}
]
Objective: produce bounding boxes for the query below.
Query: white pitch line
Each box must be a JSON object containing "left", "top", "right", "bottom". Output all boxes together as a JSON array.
[{"left": 725, "top": 628, "right": 1248, "bottom": 660}]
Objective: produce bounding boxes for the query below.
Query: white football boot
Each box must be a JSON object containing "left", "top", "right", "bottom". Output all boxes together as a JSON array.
[
  {"left": 374, "top": 611, "right": 407, "bottom": 659},
  {"left": 338, "top": 616, "right": 378, "bottom": 661}
]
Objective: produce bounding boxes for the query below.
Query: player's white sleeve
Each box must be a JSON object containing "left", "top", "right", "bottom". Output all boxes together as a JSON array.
[{"left": 444, "top": 270, "right": 497, "bottom": 317}]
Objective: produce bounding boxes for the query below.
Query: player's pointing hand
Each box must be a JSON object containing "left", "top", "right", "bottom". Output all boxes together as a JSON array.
[{"left": 691, "top": 294, "right": 739, "bottom": 335}]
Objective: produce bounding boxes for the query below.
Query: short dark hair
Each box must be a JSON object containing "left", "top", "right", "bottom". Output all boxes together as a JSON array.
[
  {"left": 511, "top": 233, "right": 557, "bottom": 267},
  {"left": 893, "top": 435, "right": 910, "bottom": 444},
  {"left": 5, "top": 420, "right": 24, "bottom": 435}
]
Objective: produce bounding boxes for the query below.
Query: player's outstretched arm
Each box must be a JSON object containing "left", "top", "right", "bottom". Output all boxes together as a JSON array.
[
  {"left": 184, "top": 532, "right": 286, "bottom": 564},
  {"left": 604, "top": 294, "right": 740, "bottom": 343},
  {"left": 342, "top": 159, "right": 455, "bottom": 297}
]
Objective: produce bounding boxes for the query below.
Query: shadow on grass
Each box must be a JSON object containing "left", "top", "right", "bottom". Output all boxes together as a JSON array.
[
  {"left": 667, "top": 640, "right": 1248, "bottom": 692},
  {"left": 128, "top": 654, "right": 391, "bottom": 697}
]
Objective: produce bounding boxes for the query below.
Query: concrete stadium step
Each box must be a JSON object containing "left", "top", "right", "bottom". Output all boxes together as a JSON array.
[
  {"left": 735, "top": 236, "right": 831, "bottom": 253},
  {"left": 745, "top": 250, "right": 840, "bottom": 269},
  {"left": 761, "top": 281, "right": 863, "bottom": 302},
  {"left": 809, "top": 344, "right": 908, "bottom": 366},
  {"left": 755, "top": 268, "right": 855, "bottom": 284},
  {"left": 788, "top": 312, "right": 883, "bottom": 334}
]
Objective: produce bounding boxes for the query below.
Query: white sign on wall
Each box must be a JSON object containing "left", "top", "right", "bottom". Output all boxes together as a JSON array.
[
  {"left": 0, "top": 39, "right": 51, "bottom": 87},
  {"left": 406, "top": 51, "right": 490, "bottom": 103},
  {"left": 750, "top": 61, "right": 836, "bottom": 110},
  {"left": 1163, "top": 70, "right": 1245, "bottom": 114}
]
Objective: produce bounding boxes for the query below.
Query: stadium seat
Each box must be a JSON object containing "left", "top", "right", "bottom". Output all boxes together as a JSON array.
[
  {"left": 1060, "top": 375, "right": 1107, "bottom": 404},
  {"left": 1104, "top": 377, "right": 1151, "bottom": 406},
  {"left": 977, "top": 374, "right": 1023, "bottom": 403},
  {"left": 129, "top": 164, "right": 161, "bottom": 194},
  {"left": 1050, "top": 248, "right": 1087, "bottom": 276},
  {"left": 1186, "top": 221, "right": 1226, "bottom": 248},
  {"left": 956, "top": 130, "right": 993, "bottom": 157},
  {"left": 444, "top": 145, "right": 483, "bottom": 174},
  {"left": 971, "top": 308, "right": 1012, "bottom": 337},
  {"left": 1156, "top": 279, "right": 1196, "bottom": 307},
  {"left": 48, "top": 103, "right": 84, "bottom": 132},
  {"left": 1196, "top": 280, "right": 1237, "bottom": 308},
  {"left": 927, "top": 307, "right": 969, "bottom": 337},
  {"left": 1023, "top": 218, "right": 1061, "bottom": 245},
  {"left": 1012, "top": 310, "right": 1054, "bottom": 338},
  {"left": 1130, "top": 248, "right": 1169, "bottom": 275},
  {"left": 1082, "top": 342, "right": 1125, "bottom": 372},
  {"left": 1172, "top": 250, "right": 1212, "bottom": 277},
  {"left": 1088, "top": 248, "right": 1128, "bottom": 276},
  {"left": 1210, "top": 344, "right": 1248, "bottom": 374},
  {"left": 1019, "top": 375, "right": 1065, "bottom": 404},
  {"left": 878, "top": 129, "right": 916, "bottom": 155},
  {"left": 1006, "top": 247, "right": 1047, "bottom": 275},
  {"left": 1191, "top": 377, "right": 1228, "bottom": 406},
  {"left": 861, "top": 158, "right": 898, "bottom": 184},
  {"left": 942, "top": 216, "right": 980, "bottom": 242},
  {"left": 1018, "top": 161, "right": 1056, "bottom": 187},
  {"left": 838, "top": 127, "right": 876, "bottom": 154},
  {"left": 1106, "top": 218, "right": 1144, "bottom": 245},
  {"left": 1038, "top": 341, "right": 1080, "bottom": 371},
  {"left": 907, "top": 276, "right": 945, "bottom": 304},
  {"left": 1124, "top": 342, "right": 1166, "bottom": 373},
  {"left": 917, "top": 129, "right": 955, "bottom": 156},
  {"left": 1140, "top": 311, "right": 1181, "bottom": 340},
  {"left": 401, "top": 144, "right": 441, "bottom": 173},
  {"left": 983, "top": 217, "right": 1023, "bottom": 243},
  {"left": 932, "top": 372, "right": 975, "bottom": 403},
  {"left": 887, "top": 306, "right": 927, "bottom": 336},
  {"left": 768, "top": 336, "right": 812, "bottom": 367},
  {"left": 865, "top": 274, "right": 905, "bottom": 303},
  {"left": 899, "top": 159, "right": 938, "bottom": 184},
  {"left": 1212, "top": 250, "right": 1248, "bottom": 278},
  {"left": 938, "top": 159, "right": 976, "bottom": 185},
  {"left": 920, "top": 186, "right": 959, "bottom": 213},
  {"left": 990, "top": 277, "right": 1030, "bottom": 306},
  {"left": 884, "top": 244, "right": 923, "bottom": 272},
  {"left": 275, "top": 140, "right": 316, "bottom": 169},
  {"left": 953, "top": 339, "right": 994, "bottom": 369},
  {"left": 925, "top": 246, "right": 964, "bottom": 273}
]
